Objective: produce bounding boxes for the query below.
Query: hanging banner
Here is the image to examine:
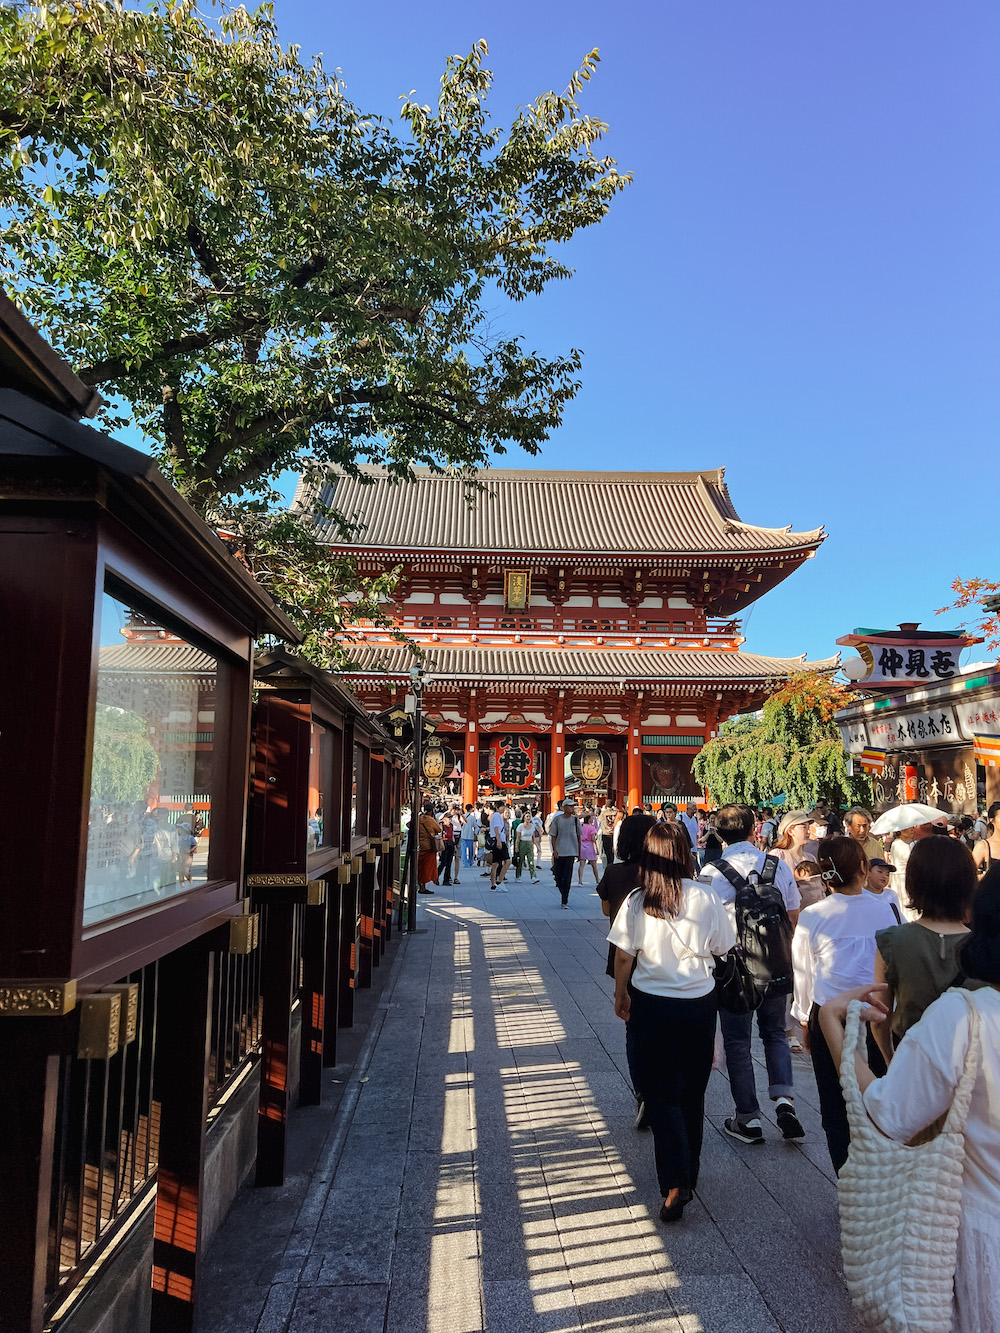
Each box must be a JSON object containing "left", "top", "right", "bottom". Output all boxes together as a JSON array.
[
  {"left": 569, "top": 740, "right": 612, "bottom": 786},
  {"left": 487, "top": 734, "right": 536, "bottom": 789},
  {"left": 973, "top": 734, "right": 1000, "bottom": 768},
  {"left": 859, "top": 748, "right": 886, "bottom": 774}
]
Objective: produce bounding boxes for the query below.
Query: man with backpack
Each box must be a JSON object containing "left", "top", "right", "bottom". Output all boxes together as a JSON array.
[{"left": 699, "top": 804, "right": 805, "bottom": 1144}]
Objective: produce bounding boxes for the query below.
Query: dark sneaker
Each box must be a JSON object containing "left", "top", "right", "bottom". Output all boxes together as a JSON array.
[
  {"left": 723, "top": 1117, "right": 764, "bottom": 1145},
  {"left": 776, "top": 1103, "right": 805, "bottom": 1140},
  {"left": 635, "top": 1100, "right": 650, "bottom": 1131}
]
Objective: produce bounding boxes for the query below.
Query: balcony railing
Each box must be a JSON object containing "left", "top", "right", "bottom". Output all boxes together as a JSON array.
[{"left": 45, "top": 963, "right": 160, "bottom": 1321}]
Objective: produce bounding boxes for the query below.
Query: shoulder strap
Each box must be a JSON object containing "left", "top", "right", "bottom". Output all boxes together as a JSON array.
[
  {"left": 713, "top": 859, "right": 748, "bottom": 892},
  {"left": 942, "top": 990, "right": 981, "bottom": 1135},
  {"left": 759, "top": 854, "right": 778, "bottom": 888}
]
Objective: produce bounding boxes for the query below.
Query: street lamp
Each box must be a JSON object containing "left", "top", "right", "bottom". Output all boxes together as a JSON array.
[{"left": 404, "top": 662, "right": 434, "bottom": 934}]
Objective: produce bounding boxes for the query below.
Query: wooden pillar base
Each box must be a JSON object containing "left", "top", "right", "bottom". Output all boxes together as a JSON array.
[
  {"left": 299, "top": 895, "right": 327, "bottom": 1106},
  {"left": 151, "top": 939, "right": 212, "bottom": 1333},
  {"left": 256, "top": 902, "right": 294, "bottom": 1187}
]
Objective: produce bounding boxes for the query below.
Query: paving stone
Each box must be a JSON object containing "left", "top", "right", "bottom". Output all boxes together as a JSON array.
[
  {"left": 287, "top": 1283, "right": 388, "bottom": 1332},
  {"left": 199, "top": 896, "right": 862, "bottom": 1333}
]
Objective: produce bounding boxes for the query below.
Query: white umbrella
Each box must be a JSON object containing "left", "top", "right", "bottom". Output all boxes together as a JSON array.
[{"left": 870, "top": 803, "right": 946, "bottom": 837}]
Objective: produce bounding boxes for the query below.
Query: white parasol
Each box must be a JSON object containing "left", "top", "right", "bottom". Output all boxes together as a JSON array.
[{"left": 870, "top": 804, "right": 946, "bottom": 837}]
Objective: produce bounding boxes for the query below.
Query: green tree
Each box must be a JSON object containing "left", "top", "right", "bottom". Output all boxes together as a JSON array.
[
  {"left": 1, "top": 1, "right": 631, "bottom": 511},
  {"left": 90, "top": 704, "right": 160, "bottom": 803},
  {"left": 693, "top": 671, "right": 873, "bottom": 810}
]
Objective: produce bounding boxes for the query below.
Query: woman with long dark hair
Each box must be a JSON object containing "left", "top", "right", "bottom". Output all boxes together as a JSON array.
[
  {"left": 608, "top": 822, "right": 734, "bottom": 1222},
  {"left": 791, "top": 835, "right": 898, "bottom": 1171}
]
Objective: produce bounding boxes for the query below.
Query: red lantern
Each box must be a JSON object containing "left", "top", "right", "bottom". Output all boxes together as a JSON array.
[{"left": 487, "top": 734, "right": 536, "bottom": 789}]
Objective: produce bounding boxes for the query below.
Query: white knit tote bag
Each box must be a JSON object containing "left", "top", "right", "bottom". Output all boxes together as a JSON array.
[{"left": 838, "top": 992, "right": 981, "bottom": 1333}]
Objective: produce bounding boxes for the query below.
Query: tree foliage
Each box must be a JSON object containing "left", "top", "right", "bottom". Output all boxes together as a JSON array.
[
  {"left": 1, "top": 1, "right": 631, "bottom": 511},
  {"left": 936, "top": 578, "right": 1000, "bottom": 654},
  {"left": 693, "top": 671, "right": 873, "bottom": 810},
  {"left": 91, "top": 704, "right": 160, "bottom": 803}
]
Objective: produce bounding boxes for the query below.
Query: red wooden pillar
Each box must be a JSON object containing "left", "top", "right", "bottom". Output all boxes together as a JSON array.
[
  {"left": 550, "top": 693, "right": 566, "bottom": 809},
  {"left": 357, "top": 853, "right": 375, "bottom": 990},
  {"left": 627, "top": 695, "right": 642, "bottom": 812},
  {"left": 463, "top": 689, "right": 479, "bottom": 806}
]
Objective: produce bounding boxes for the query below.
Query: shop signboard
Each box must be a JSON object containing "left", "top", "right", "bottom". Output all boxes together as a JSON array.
[
  {"left": 837, "top": 625, "right": 977, "bottom": 688},
  {"left": 838, "top": 718, "right": 870, "bottom": 755},
  {"left": 869, "top": 749, "right": 977, "bottom": 816},
  {"left": 954, "top": 692, "right": 1000, "bottom": 742},
  {"left": 867, "top": 704, "right": 960, "bottom": 751}
]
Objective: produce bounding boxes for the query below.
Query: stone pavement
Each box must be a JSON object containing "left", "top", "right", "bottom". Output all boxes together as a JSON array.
[{"left": 198, "top": 857, "right": 862, "bottom": 1333}]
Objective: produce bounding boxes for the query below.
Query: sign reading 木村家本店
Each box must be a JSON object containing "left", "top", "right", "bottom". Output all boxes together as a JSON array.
[
  {"left": 836, "top": 625, "right": 979, "bottom": 688},
  {"left": 868, "top": 704, "right": 961, "bottom": 750}
]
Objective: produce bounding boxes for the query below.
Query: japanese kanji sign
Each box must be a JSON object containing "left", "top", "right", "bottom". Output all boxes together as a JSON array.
[
  {"left": 954, "top": 693, "right": 1000, "bottom": 742},
  {"left": 836, "top": 626, "right": 976, "bottom": 687},
  {"left": 487, "top": 734, "right": 536, "bottom": 789},
  {"left": 867, "top": 704, "right": 960, "bottom": 750}
]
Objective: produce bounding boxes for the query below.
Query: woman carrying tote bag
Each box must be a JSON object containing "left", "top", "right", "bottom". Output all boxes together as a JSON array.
[{"left": 817, "top": 864, "right": 1000, "bottom": 1333}]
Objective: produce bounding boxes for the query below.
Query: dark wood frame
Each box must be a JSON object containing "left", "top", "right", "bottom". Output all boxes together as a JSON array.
[
  {"left": 0, "top": 379, "right": 299, "bottom": 1333},
  {"left": 248, "top": 653, "right": 402, "bottom": 1186}
]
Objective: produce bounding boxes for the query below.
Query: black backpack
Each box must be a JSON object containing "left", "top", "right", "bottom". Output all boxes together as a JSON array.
[{"left": 713, "top": 855, "right": 794, "bottom": 1013}]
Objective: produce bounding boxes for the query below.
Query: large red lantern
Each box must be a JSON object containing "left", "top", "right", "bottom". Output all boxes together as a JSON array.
[{"left": 487, "top": 734, "right": 536, "bottom": 789}]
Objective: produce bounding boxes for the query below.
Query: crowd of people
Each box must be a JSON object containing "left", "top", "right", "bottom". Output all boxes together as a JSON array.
[
  {"left": 403, "top": 788, "right": 999, "bottom": 1327},
  {"left": 602, "top": 800, "right": 999, "bottom": 1333}
]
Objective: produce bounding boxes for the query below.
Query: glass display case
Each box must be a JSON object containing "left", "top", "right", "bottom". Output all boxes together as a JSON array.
[
  {"left": 83, "top": 588, "right": 220, "bottom": 926},
  {"left": 307, "top": 722, "right": 335, "bottom": 852}
]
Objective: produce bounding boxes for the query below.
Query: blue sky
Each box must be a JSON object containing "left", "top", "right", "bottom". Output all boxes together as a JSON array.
[{"left": 264, "top": 0, "right": 998, "bottom": 666}]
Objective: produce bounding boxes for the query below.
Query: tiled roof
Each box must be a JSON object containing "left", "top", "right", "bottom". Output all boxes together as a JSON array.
[
  {"left": 296, "top": 467, "right": 825, "bottom": 559},
  {"left": 340, "top": 644, "right": 837, "bottom": 685},
  {"left": 98, "top": 644, "right": 217, "bottom": 673}
]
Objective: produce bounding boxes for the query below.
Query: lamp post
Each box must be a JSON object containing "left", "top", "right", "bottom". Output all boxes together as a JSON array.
[{"left": 405, "top": 663, "right": 434, "bottom": 934}]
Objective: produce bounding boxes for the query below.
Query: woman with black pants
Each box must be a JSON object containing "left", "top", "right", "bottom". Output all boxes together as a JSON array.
[
  {"left": 608, "top": 823, "right": 735, "bottom": 1222},
  {"left": 791, "top": 835, "right": 898, "bottom": 1172}
]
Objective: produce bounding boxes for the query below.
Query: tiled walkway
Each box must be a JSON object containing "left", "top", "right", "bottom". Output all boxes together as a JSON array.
[{"left": 199, "top": 860, "right": 861, "bottom": 1332}]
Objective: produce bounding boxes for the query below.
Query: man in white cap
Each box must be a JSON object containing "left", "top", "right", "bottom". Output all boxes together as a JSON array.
[{"left": 548, "top": 798, "right": 582, "bottom": 909}]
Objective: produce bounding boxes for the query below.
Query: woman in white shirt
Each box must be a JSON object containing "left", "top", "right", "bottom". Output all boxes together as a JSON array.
[
  {"left": 608, "top": 823, "right": 735, "bottom": 1223},
  {"left": 791, "top": 836, "right": 898, "bottom": 1172},
  {"left": 818, "top": 864, "right": 1000, "bottom": 1333}
]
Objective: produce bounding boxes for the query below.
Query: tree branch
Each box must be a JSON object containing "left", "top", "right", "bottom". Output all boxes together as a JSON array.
[
  {"left": 185, "top": 222, "right": 228, "bottom": 291},
  {"left": 76, "top": 296, "right": 426, "bottom": 387},
  {"left": 161, "top": 382, "right": 189, "bottom": 467}
]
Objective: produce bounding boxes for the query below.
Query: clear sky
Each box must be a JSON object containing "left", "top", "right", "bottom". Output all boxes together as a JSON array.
[{"left": 276, "top": 3, "right": 998, "bottom": 665}]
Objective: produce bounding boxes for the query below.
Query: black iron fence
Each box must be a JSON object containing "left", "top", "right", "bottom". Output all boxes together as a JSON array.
[
  {"left": 45, "top": 963, "right": 160, "bottom": 1323},
  {"left": 207, "top": 942, "right": 263, "bottom": 1111}
]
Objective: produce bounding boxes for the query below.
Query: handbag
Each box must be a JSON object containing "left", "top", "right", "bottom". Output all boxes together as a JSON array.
[
  {"left": 837, "top": 991, "right": 981, "bottom": 1333},
  {"left": 432, "top": 833, "right": 444, "bottom": 854}
]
